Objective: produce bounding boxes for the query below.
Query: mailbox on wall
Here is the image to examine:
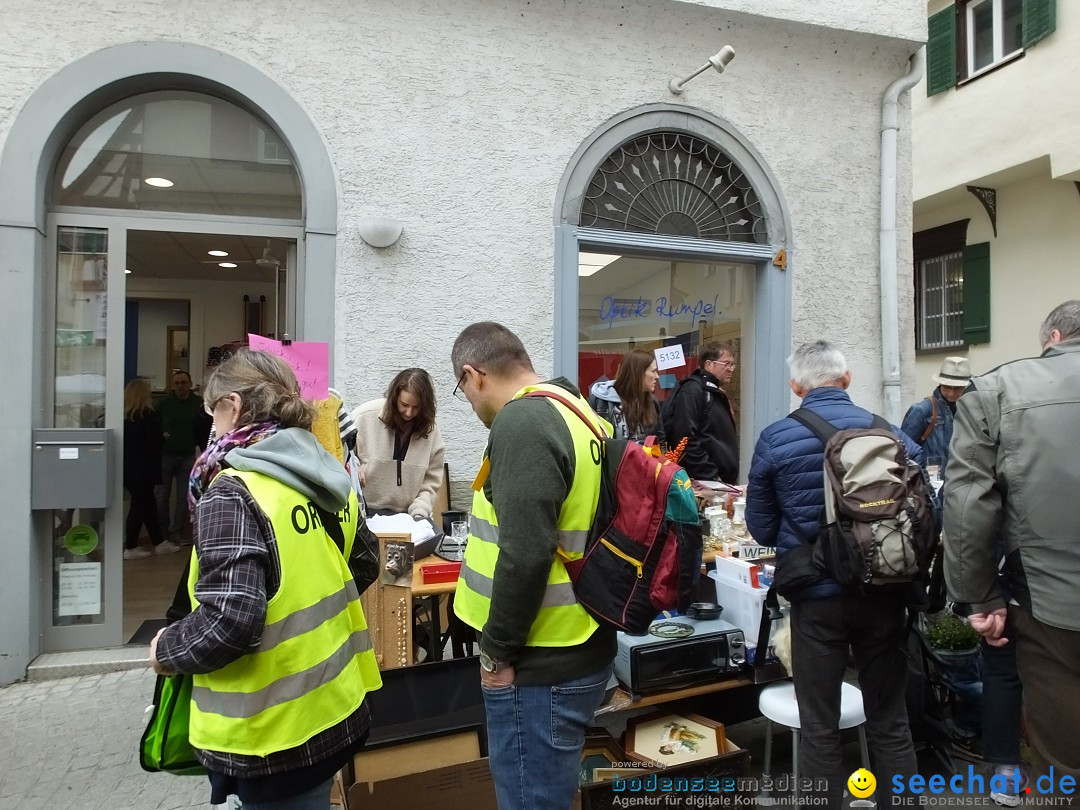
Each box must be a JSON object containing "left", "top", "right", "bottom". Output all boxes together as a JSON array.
[{"left": 31, "top": 429, "right": 111, "bottom": 510}]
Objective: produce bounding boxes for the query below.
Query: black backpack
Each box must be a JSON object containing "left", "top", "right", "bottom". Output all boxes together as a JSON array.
[{"left": 790, "top": 408, "right": 938, "bottom": 593}]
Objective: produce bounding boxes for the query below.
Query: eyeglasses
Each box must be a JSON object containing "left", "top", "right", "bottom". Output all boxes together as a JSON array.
[{"left": 452, "top": 368, "right": 486, "bottom": 402}]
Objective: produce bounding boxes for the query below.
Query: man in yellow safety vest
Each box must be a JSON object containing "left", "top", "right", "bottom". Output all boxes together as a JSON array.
[{"left": 451, "top": 321, "right": 616, "bottom": 809}]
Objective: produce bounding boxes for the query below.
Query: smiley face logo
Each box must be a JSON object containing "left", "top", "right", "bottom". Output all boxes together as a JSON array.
[{"left": 847, "top": 768, "right": 876, "bottom": 799}]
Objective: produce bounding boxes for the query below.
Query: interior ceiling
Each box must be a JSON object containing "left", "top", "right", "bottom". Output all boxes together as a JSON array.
[{"left": 125, "top": 230, "right": 292, "bottom": 282}]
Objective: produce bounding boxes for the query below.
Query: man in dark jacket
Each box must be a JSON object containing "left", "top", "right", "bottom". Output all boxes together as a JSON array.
[
  {"left": 664, "top": 342, "right": 739, "bottom": 482},
  {"left": 746, "top": 340, "right": 922, "bottom": 807}
]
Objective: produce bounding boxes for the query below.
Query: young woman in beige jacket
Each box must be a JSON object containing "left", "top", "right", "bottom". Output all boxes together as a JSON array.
[{"left": 351, "top": 368, "right": 445, "bottom": 517}]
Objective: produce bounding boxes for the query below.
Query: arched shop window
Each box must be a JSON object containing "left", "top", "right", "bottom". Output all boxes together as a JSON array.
[
  {"left": 52, "top": 90, "right": 301, "bottom": 219},
  {"left": 580, "top": 132, "right": 766, "bottom": 243},
  {"left": 577, "top": 132, "right": 764, "bottom": 422}
]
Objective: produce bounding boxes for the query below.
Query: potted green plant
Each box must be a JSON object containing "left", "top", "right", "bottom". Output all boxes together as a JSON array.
[{"left": 925, "top": 612, "right": 981, "bottom": 668}]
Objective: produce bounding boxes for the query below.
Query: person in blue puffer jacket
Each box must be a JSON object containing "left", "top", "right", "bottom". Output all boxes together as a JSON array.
[{"left": 746, "top": 340, "right": 924, "bottom": 808}]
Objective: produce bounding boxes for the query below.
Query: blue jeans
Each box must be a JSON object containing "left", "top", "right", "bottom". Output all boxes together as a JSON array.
[
  {"left": 482, "top": 665, "right": 612, "bottom": 810},
  {"left": 938, "top": 649, "right": 983, "bottom": 737},
  {"left": 238, "top": 778, "right": 332, "bottom": 810},
  {"left": 157, "top": 453, "right": 194, "bottom": 535}
]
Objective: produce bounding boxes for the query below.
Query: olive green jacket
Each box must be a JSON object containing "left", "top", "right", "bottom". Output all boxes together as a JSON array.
[{"left": 943, "top": 338, "right": 1080, "bottom": 631}]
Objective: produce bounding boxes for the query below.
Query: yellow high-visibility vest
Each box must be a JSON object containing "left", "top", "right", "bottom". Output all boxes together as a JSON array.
[
  {"left": 187, "top": 469, "right": 381, "bottom": 757},
  {"left": 454, "top": 383, "right": 605, "bottom": 646}
]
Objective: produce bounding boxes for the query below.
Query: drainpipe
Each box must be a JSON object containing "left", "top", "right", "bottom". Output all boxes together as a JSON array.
[{"left": 879, "top": 46, "right": 925, "bottom": 425}]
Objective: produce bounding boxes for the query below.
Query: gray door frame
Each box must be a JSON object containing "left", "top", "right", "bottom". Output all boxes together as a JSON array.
[
  {"left": 0, "top": 41, "right": 337, "bottom": 682},
  {"left": 39, "top": 212, "right": 303, "bottom": 652}
]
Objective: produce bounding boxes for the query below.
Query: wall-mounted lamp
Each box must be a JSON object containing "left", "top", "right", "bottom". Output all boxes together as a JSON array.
[
  {"left": 357, "top": 217, "right": 403, "bottom": 248},
  {"left": 668, "top": 46, "right": 735, "bottom": 95}
]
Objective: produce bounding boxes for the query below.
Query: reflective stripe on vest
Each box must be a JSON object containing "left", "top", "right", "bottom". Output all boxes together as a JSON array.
[
  {"left": 454, "top": 383, "right": 604, "bottom": 646},
  {"left": 187, "top": 469, "right": 382, "bottom": 757}
]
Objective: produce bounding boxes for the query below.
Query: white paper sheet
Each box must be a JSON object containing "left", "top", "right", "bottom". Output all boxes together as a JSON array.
[
  {"left": 365, "top": 513, "right": 437, "bottom": 544},
  {"left": 58, "top": 562, "right": 102, "bottom": 616}
]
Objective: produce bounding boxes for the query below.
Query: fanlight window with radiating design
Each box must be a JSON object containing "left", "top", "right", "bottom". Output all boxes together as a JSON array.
[{"left": 581, "top": 133, "right": 766, "bottom": 244}]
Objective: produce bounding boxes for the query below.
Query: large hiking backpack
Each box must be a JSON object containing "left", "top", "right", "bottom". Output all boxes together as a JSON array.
[
  {"left": 524, "top": 391, "right": 702, "bottom": 634},
  {"left": 790, "top": 408, "right": 937, "bottom": 591}
]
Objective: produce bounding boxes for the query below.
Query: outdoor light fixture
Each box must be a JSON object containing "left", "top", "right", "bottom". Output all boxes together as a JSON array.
[
  {"left": 144, "top": 177, "right": 174, "bottom": 187},
  {"left": 357, "top": 217, "right": 404, "bottom": 248},
  {"left": 668, "top": 46, "right": 735, "bottom": 95}
]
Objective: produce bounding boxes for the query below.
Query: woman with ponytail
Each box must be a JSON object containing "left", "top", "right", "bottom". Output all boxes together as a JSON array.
[{"left": 149, "top": 350, "right": 381, "bottom": 809}]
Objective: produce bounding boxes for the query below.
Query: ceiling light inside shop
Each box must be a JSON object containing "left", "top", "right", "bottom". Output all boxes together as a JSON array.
[
  {"left": 578, "top": 252, "right": 621, "bottom": 277},
  {"left": 144, "top": 177, "right": 174, "bottom": 188},
  {"left": 207, "top": 250, "right": 229, "bottom": 257},
  {"left": 125, "top": 268, "right": 132, "bottom": 274},
  {"left": 218, "top": 262, "right": 238, "bottom": 268}
]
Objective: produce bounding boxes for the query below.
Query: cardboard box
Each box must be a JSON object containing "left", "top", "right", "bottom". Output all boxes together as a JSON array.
[
  {"left": 580, "top": 737, "right": 750, "bottom": 810},
  {"left": 345, "top": 757, "right": 496, "bottom": 810},
  {"left": 339, "top": 658, "right": 496, "bottom": 810}
]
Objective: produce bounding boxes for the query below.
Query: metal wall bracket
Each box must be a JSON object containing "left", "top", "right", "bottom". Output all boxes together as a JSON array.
[{"left": 966, "top": 185, "right": 998, "bottom": 238}]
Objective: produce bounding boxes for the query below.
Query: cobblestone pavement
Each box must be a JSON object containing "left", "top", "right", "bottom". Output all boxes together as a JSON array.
[
  {"left": 0, "top": 667, "right": 209, "bottom": 810},
  {"left": 1, "top": 665, "right": 1009, "bottom": 810}
]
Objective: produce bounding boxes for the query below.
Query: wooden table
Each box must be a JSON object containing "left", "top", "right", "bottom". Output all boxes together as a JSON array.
[{"left": 596, "top": 674, "right": 755, "bottom": 715}]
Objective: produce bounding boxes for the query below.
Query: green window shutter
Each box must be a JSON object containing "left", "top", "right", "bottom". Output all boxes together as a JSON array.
[
  {"left": 963, "top": 242, "right": 991, "bottom": 345},
  {"left": 927, "top": 7, "right": 958, "bottom": 96},
  {"left": 1023, "top": 0, "right": 1056, "bottom": 48}
]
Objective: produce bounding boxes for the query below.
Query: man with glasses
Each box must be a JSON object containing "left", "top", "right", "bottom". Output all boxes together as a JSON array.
[
  {"left": 155, "top": 370, "right": 203, "bottom": 544},
  {"left": 450, "top": 321, "right": 615, "bottom": 810},
  {"left": 662, "top": 341, "right": 740, "bottom": 483}
]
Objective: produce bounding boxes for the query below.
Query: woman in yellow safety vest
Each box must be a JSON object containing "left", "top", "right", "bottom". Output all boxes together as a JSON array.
[{"left": 150, "top": 349, "right": 381, "bottom": 809}]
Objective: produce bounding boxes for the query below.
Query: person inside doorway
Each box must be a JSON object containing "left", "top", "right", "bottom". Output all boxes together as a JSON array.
[
  {"left": 588, "top": 348, "right": 665, "bottom": 447},
  {"left": 122, "top": 378, "right": 177, "bottom": 558},
  {"left": 155, "top": 370, "right": 203, "bottom": 541}
]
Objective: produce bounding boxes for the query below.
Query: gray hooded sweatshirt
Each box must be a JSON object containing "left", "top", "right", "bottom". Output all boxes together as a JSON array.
[{"left": 226, "top": 427, "right": 353, "bottom": 514}]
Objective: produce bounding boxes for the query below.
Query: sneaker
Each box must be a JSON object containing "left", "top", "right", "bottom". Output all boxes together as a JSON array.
[
  {"left": 950, "top": 731, "right": 985, "bottom": 762},
  {"left": 990, "top": 767, "right": 1027, "bottom": 807},
  {"left": 154, "top": 540, "right": 182, "bottom": 555},
  {"left": 123, "top": 547, "right": 151, "bottom": 560}
]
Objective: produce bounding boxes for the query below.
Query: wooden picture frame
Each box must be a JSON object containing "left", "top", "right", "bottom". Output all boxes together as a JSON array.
[
  {"left": 579, "top": 732, "right": 630, "bottom": 786},
  {"left": 624, "top": 712, "right": 726, "bottom": 768}
]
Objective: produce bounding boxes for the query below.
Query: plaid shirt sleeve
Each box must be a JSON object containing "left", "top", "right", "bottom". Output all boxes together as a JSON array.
[{"left": 155, "top": 475, "right": 279, "bottom": 675}]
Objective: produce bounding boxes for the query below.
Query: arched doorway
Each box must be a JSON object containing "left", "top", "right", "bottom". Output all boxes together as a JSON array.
[
  {"left": 0, "top": 42, "right": 338, "bottom": 667},
  {"left": 554, "top": 105, "right": 793, "bottom": 475}
]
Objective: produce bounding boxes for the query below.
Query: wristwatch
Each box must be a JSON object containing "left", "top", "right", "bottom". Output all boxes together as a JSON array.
[{"left": 479, "top": 648, "right": 511, "bottom": 674}]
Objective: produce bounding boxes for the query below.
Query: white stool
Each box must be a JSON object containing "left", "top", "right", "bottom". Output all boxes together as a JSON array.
[{"left": 757, "top": 681, "right": 871, "bottom": 805}]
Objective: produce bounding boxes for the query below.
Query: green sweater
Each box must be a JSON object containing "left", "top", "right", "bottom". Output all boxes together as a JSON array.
[
  {"left": 480, "top": 378, "right": 616, "bottom": 686},
  {"left": 156, "top": 392, "right": 204, "bottom": 457}
]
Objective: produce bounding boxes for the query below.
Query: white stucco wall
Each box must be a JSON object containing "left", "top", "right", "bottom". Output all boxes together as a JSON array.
[
  {"left": 911, "top": 170, "right": 1080, "bottom": 399},
  {"left": 914, "top": 0, "right": 1080, "bottom": 201},
  {"left": 0, "top": 0, "right": 923, "bottom": 492},
  {"left": 674, "top": 0, "right": 926, "bottom": 43}
]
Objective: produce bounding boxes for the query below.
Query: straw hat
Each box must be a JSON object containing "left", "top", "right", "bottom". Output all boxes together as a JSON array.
[{"left": 932, "top": 356, "right": 972, "bottom": 387}]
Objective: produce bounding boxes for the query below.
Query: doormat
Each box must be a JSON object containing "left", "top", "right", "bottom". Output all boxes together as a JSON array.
[{"left": 128, "top": 618, "right": 169, "bottom": 646}]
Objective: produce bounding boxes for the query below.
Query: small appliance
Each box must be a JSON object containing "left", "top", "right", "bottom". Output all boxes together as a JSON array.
[{"left": 614, "top": 614, "right": 746, "bottom": 693}]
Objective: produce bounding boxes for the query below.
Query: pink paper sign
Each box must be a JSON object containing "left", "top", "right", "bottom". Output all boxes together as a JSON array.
[{"left": 248, "top": 334, "right": 329, "bottom": 400}]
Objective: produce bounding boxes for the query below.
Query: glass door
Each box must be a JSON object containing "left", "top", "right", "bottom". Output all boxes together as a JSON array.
[{"left": 41, "top": 216, "right": 128, "bottom": 650}]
